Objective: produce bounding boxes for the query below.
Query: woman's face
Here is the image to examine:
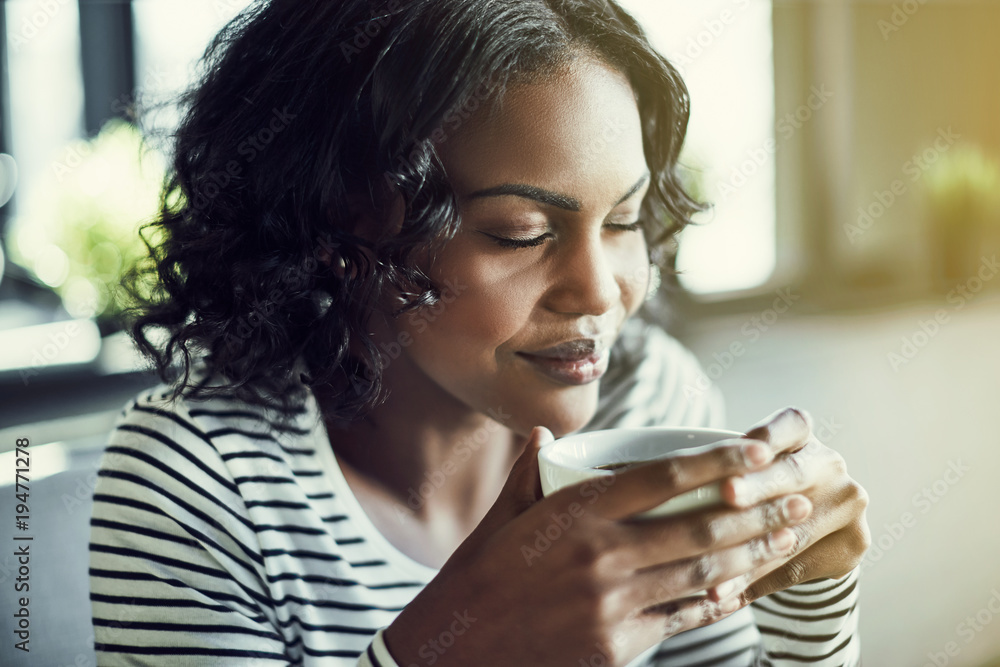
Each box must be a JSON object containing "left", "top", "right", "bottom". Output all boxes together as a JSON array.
[{"left": 384, "top": 56, "right": 652, "bottom": 438}]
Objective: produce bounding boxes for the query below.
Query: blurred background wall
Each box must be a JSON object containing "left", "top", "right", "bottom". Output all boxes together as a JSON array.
[{"left": 0, "top": 1, "right": 997, "bottom": 666}]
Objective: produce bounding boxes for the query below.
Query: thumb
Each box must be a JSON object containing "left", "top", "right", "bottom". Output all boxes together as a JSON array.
[
  {"left": 472, "top": 426, "right": 554, "bottom": 541},
  {"left": 449, "top": 426, "right": 555, "bottom": 562},
  {"left": 503, "top": 425, "right": 554, "bottom": 510}
]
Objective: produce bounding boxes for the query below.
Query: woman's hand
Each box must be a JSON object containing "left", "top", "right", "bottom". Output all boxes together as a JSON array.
[
  {"left": 713, "top": 407, "right": 871, "bottom": 606},
  {"left": 382, "top": 426, "right": 810, "bottom": 667}
]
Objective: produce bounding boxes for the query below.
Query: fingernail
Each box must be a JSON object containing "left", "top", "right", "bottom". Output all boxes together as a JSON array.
[
  {"left": 782, "top": 496, "right": 811, "bottom": 522},
  {"left": 741, "top": 442, "right": 772, "bottom": 467},
  {"left": 719, "top": 596, "right": 742, "bottom": 613},
  {"left": 713, "top": 578, "right": 739, "bottom": 599},
  {"left": 730, "top": 477, "right": 749, "bottom": 505},
  {"left": 768, "top": 528, "right": 796, "bottom": 553}
]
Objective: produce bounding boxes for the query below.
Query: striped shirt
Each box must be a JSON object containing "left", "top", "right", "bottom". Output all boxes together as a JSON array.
[{"left": 89, "top": 314, "right": 860, "bottom": 666}]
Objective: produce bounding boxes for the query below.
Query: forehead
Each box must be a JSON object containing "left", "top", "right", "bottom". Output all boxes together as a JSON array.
[{"left": 437, "top": 57, "right": 648, "bottom": 209}]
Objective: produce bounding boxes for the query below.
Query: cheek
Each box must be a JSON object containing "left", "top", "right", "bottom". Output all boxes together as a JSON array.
[
  {"left": 614, "top": 235, "right": 651, "bottom": 313},
  {"left": 403, "top": 247, "right": 542, "bottom": 360}
]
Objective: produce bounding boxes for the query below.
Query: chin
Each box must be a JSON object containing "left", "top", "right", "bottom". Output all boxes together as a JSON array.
[{"left": 507, "top": 386, "right": 600, "bottom": 439}]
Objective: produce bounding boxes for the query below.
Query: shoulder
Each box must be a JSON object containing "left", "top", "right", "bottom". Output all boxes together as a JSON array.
[
  {"left": 99, "top": 386, "right": 244, "bottom": 513},
  {"left": 100, "top": 367, "right": 319, "bottom": 499},
  {"left": 583, "top": 315, "right": 727, "bottom": 431}
]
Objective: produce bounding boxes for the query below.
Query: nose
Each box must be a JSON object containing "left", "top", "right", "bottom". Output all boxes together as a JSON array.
[{"left": 544, "top": 229, "right": 623, "bottom": 317}]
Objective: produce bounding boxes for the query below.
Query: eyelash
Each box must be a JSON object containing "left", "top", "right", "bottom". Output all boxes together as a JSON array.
[{"left": 488, "top": 221, "right": 643, "bottom": 250}]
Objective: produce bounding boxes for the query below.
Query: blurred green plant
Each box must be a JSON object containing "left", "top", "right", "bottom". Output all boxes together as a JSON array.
[
  {"left": 924, "top": 143, "right": 1000, "bottom": 227},
  {"left": 922, "top": 143, "right": 1000, "bottom": 285},
  {"left": 5, "top": 118, "right": 165, "bottom": 322}
]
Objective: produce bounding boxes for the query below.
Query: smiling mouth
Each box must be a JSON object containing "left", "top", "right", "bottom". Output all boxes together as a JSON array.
[
  {"left": 520, "top": 338, "right": 610, "bottom": 362},
  {"left": 516, "top": 347, "right": 611, "bottom": 386}
]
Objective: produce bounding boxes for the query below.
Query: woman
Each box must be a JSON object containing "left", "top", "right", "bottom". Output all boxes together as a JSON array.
[{"left": 91, "top": 0, "right": 871, "bottom": 664}]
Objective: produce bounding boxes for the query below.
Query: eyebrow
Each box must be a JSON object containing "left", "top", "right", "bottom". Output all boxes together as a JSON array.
[{"left": 464, "top": 171, "right": 651, "bottom": 212}]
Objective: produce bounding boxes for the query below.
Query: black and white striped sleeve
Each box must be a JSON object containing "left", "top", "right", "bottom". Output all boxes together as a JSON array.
[
  {"left": 88, "top": 395, "right": 293, "bottom": 665},
  {"left": 752, "top": 567, "right": 862, "bottom": 666}
]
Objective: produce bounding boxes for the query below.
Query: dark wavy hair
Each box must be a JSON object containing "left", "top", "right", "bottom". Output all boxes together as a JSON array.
[{"left": 124, "top": 0, "right": 705, "bottom": 422}]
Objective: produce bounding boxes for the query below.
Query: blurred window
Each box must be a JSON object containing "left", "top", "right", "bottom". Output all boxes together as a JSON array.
[
  {"left": 619, "top": 0, "right": 777, "bottom": 295},
  {"left": 131, "top": 0, "right": 254, "bottom": 143},
  {"left": 3, "top": 0, "right": 85, "bottom": 258}
]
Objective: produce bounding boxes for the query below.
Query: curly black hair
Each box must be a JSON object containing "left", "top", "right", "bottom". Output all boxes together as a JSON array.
[{"left": 124, "top": 0, "right": 705, "bottom": 423}]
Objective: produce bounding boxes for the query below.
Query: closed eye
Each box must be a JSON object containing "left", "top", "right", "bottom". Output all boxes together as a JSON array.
[{"left": 483, "top": 220, "right": 642, "bottom": 250}]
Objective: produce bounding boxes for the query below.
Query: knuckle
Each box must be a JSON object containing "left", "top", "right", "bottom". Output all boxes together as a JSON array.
[
  {"left": 572, "top": 565, "right": 607, "bottom": 608},
  {"left": 578, "top": 582, "right": 609, "bottom": 620},
  {"left": 747, "top": 536, "right": 767, "bottom": 565},
  {"left": 746, "top": 535, "right": 778, "bottom": 567},
  {"left": 689, "top": 555, "right": 718, "bottom": 588},
  {"left": 785, "top": 526, "right": 807, "bottom": 558},
  {"left": 690, "top": 518, "right": 722, "bottom": 549},
  {"left": 659, "top": 456, "right": 687, "bottom": 490},
  {"left": 826, "top": 448, "right": 848, "bottom": 474},
  {"left": 724, "top": 444, "right": 748, "bottom": 469},
  {"left": 698, "top": 598, "right": 725, "bottom": 626},
  {"left": 760, "top": 500, "right": 785, "bottom": 529},
  {"left": 853, "top": 481, "right": 871, "bottom": 510},
  {"left": 593, "top": 583, "right": 627, "bottom": 623},
  {"left": 776, "top": 558, "right": 809, "bottom": 589},
  {"left": 659, "top": 605, "right": 686, "bottom": 638},
  {"left": 784, "top": 406, "right": 814, "bottom": 433},
  {"left": 566, "top": 536, "right": 603, "bottom": 570},
  {"left": 589, "top": 543, "right": 621, "bottom": 577}
]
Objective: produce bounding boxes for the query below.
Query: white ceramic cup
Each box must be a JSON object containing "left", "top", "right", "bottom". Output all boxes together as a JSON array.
[{"left": 537, "top": 426, "right": 746, "bottom": 519}]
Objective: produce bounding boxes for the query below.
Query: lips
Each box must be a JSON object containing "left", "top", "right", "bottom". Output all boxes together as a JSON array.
[
  {"left": 516, "top": 342, "right": 612, "bottom": 386},
  {"left": 519, "top": 338, "right": 607, "bottom": 362}
]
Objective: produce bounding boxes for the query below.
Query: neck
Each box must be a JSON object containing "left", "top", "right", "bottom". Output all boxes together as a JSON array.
[{"left": 316, "top": 352, "right": 525, "bottom": 531}]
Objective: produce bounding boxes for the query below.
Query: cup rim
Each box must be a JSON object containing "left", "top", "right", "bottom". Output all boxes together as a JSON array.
[{"left": 538, "top": 425, "right": 745, "bottom": 472}]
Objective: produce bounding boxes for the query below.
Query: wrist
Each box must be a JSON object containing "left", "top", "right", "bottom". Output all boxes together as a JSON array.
[
  {"left": 359, "top": 626, "right": 402, "bottom": 667},
  {"left": 382, "top": 608, "right": 427, "bottom": 667}
]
